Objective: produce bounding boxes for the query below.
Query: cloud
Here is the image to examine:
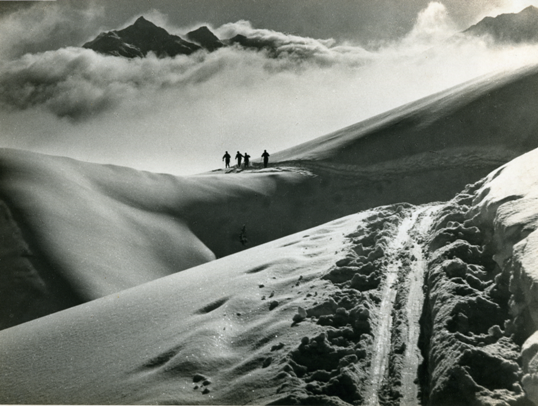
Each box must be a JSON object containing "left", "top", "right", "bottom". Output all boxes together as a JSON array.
[
  {"left": 404, "top": 2, "right": 457, "bottom": 46},
  {"left": 0, "top": 17, "right": 378, "bottom": 120},
  {"left": 1, "top": 2, "right": 538, "bottom": 175},
  {"left": 0, "top": 1, "right": 104, "bottom": 59},
  {"left": 470, "top": 0, "right": 538, "bottom": 21}
]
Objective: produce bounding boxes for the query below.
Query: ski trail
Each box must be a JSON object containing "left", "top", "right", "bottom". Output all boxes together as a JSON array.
[
  {"left": 364, "top": 205, "right": 440, "bottom": 406},
  {"left": 400, "top": 205, "right": 442, "bottom": 405},
  {"left": 364, "top": 208, "right": 423, "bottom": 406}
]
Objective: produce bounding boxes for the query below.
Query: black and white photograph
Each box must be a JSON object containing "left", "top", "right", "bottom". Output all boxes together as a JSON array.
[{"left": 2, "top": 0, "right": 538, "bottom": 404}]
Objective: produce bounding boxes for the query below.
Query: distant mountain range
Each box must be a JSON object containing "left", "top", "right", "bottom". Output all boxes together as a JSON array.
[
  {"left": 83, "top": 16, "right": 276, "bottom": 58},
  {"left": 464, "top": 5, "right": 538, "bottom": 43},
  {"left": 83, "top": 6, "right": 538, "bottom": 59},
  {"left": 83, "top": 17, "right": 200, "bottom": 58}
]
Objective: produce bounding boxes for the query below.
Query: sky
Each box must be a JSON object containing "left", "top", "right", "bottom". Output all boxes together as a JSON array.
[
  {"left": 1, "top": 0, "right": 538, "bottom": 175},
  {"left": 1, "top": 0, "right": 535, "bottom": 46}
]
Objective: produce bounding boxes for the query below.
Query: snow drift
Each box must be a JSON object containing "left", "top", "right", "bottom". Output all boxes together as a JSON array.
[{"left": 0, "top": 149, "right": 309, "bottom": 329}]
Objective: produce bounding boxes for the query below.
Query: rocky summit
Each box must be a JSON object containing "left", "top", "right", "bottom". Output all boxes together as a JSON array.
[
  {"left": 186, "top": 26, "right": 224, "bottom": 52},
  {"left": 83, "top": 16, "right": 202, "bottom": 58},
  {"left": 83, "top": 16, "right": 282, "bottom": 58}
]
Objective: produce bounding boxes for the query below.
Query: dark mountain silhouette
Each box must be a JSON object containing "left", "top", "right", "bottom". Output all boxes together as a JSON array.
[
  {"left": 82, "top": 9, "right": 538, "bottom": 60},
  {"left": 226, "top": 34, "right": 279, "bottom": 54},
  {"left": 464, "top": 5, "right": 538, "bottom": 43},
  {"left": 186, "top": 26, "right": 224, "bottom": 51},
  {"left": 84, "top": 17, "right": 285, "bottom": 58},
  {"left": 83, "top": 16, "right": 201, "bottom": 58}
]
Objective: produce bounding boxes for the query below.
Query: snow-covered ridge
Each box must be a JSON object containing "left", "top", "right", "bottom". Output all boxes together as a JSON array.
[
  {"left": 468, "top": 149, "right": 538, "bottom": 404},
  {"left": 273, "top": 64, "right": 538, "bottom": 166},
  {"left": 5, "top": 148, "right": 538, "bottom": 404}
]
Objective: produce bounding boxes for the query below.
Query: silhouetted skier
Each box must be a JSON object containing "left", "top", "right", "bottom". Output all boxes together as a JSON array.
[
  {"left": 235, "top": 151, "right": 244, "bottom": 167},
  {"left": 244, "top": 152, "right": 250, "bottom": 168},
  {"left": 222, "top": 151, "right": 231, "bottom": 168},
  {"left": 239, "top": 224, "right": 248, "bottom": 246},
  {"left": 261, "top": 150, "right": 270, "bottom": 168}
]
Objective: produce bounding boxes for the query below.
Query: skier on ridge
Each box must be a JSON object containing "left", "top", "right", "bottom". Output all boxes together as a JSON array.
[
  {"left": 235, "top": 151, "right": 244, "bottom": 168},
  {"left": 222, "top": 151, "right": 231, "bottom": 168},
  {"left": 261, "top": 149, "right": 270, "bottom": 168},
  {"left": 244, "top": 152, "right": 251, "bottom": 168}
]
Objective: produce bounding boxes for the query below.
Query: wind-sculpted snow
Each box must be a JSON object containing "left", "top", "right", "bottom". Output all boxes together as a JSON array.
[
  {"left": 463, "top": 148, "right": 538, "bottom": 405},
  {"left": 0, "top": 141, "right": 517, "bottom": 330},
  {"left": 5, "top": 146, "right": 538, "bottom": 404},
  {"left": 0, "top": 200, "right": 443, "bottom": 405},
  {"left": 0, "top": 149, "right": 321, "bottom": 329},
  {"left": 419, "top": 185, "right": 528, "bottom": 405},
  {"left": 0, "top": 210, "right": 368, "bottom": 404},
  {"left": 272, "top": 64, "right": 538, "bottom": 168}
]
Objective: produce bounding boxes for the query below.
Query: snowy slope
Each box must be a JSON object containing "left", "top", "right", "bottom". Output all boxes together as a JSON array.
[
  {"left": 468, "top": 148, "right": 538, "bottom": 405},
  {"left": 0, "top": 202, "right": 437, "bottom": 405},
  {"left": 6, "top": 141, "right": 538, "bottom": 404},
  {"left": 4, "top": 62, "right": 538, "bottom": 330},
  {"left": 0, "top": 149, "right": 310, "bottom": 329},
  {"left": 272, "top": 64, "right": 538, "bottom": 169}
]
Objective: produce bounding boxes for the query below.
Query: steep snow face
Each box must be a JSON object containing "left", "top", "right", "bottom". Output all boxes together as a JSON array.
[
  {"left": 418, "top": 186, "right": 525, "bottom": 405},
  {"left": 411, "top": 146, "right": 538, "bottom": 406},
  {"left": 0, "top": 149, "right": 313, "bottom": 329},
  {"left": 467, "top": 148, "right": 538, "bottom": 404},
  {"left": 273, "top": 64, "right": 538, "bottom": 168}
]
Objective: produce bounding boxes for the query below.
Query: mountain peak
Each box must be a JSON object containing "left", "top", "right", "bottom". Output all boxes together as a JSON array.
[
  {"left": 186, "top": 26, "right": 223, "bottom": 51},
  {"left": 131, "top": 16, "right": 162, "bottom": 31},
  {"left": 464, "top": 5, "right": 538, "bottom": 43},
  {"left": 521, "top": 5, "right": 538, "bottom": 13},
  {"left": 84, "top": 18, "right": 279, "bottom": 59},
  {"left": 84, "top": 17, "right": 201, "bottom": 58},
  {"left": 134, "top": 16, "right": 149, "bottom": 23},
  {"left": 133, "top": 16, "right": 157, "bottom": 29}
]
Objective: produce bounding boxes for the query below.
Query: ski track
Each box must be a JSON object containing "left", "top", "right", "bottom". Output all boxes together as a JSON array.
[
  {"left": 400, "top": 206, "right": 441, "bottom": 405},
  {"left": 364, "top": 205, "right": 442, "bottom": 406}
]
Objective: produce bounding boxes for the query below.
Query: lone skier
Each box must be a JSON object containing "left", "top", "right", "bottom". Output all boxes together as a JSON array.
[
  {"left": 235, "top": 151, "right": 244, "bottom": 167},
  {"left": 261, "top": 149, "right": 270, "bottom": 168},
  {"left": 222, "top": 151, "right": 231, "bottom": 168},
  {"left": 239, "top": 224, "right": 248, "bottom": 246}
]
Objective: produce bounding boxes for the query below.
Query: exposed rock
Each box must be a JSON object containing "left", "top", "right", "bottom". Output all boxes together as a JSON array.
[
  {"left": 186, "top": 26, "right": 224, "bottom": 51},
  {"left": 83, "top": 16, "right": 201, "bottom": 58}
]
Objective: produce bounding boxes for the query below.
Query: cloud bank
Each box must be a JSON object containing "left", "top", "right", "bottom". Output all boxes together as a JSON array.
[{"left": 1, "top": 2, "right": 538, "bottom": 175}]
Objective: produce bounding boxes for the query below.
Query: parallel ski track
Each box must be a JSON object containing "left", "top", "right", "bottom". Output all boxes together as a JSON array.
[{"left": 364, "top": 205, "right": 442, "bottom": 406}]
